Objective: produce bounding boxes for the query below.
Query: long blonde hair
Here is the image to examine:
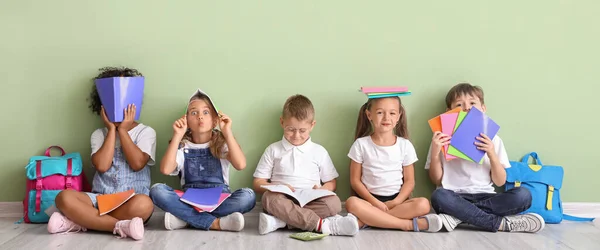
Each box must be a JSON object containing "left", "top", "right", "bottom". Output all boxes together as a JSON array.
[{"left": 180, "top": 95, "right": 227, "bottom": 159}]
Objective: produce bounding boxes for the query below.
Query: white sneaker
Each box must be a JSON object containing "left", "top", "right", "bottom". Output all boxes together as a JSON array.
[
  {"left": 219, "top": 212, "right": 245, "bottom": 232},
  {"left": 504, "top": 213, "right": 545, "bottom": 233},
  {"left": 258, "top": 213, "right": 286, "bottom": 235},
  {"left": 321, "top": 213, "right": 359, "bottom": 236},
  {"left": 421, "top": 214, "right": 443, "bottom": 232},
  {"left": 439, "top": 214, "right": 462, "bottom": 232},
  {"left": 164, "top": 212, "right": 187, "bottom": 230}
]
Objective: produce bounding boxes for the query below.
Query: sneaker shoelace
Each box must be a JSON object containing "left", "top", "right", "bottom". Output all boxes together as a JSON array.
[
  {"left": 507, "top": 217, "right": 528, "bottom": 231},
  {"left": 113, "top": 221, "right": 129, "bottom": 239}
]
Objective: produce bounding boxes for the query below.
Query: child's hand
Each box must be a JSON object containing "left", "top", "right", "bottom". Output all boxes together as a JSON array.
[
  {"left": 312, "top": 184, "right": 326, "bottom": 190},
  {"left": 384, "top": 200, "right": 398, "bottom": 209},
  {"left": 118, "top": 104, "right": 136, "bottom": 132},
  {"left": 372, "top": 200, "right": 389, "bottom": 212},
  {"left": 173, "top": 115, "right": 188, "bottom": 138},
  {"left": 283, "top": 183, "right": 295, "bottom": 192},
  {"left": 271, "top": 182, "right": 296, "bottom": 192},
  {"left": 431, "top": 132, "right": 451, "bottom": 154},
  {"left": 475, "top": 133, "right": 496, "bottom": 155},
  {"left": 100, "top": 106, "right": 116, "bottom": 131},
  {"left": 218, "top": 112, "right": 232, "bottom": 136}
]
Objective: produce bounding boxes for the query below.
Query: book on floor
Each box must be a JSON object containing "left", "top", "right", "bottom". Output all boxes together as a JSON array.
[
  {"left": 177, "top": 187, "right": 231, "bottom": 213},
  {"left": 261, "top": 185, "right": 336, "bottom": 207},
  {"left": 289, "top": 232, "right": 327, "bottom": 241},
  {"left": 97, "top": 189, "right": 135, "bottom": 216}
]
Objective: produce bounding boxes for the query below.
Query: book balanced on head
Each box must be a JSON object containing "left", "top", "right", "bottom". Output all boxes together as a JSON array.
[{"left": 261, "top": 184, "right": 336, "bottom": 207}]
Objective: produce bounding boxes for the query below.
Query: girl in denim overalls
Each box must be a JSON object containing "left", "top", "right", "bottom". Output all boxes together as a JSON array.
[{"left": 150, "top": 90, "right": 256, "bottom": 231}]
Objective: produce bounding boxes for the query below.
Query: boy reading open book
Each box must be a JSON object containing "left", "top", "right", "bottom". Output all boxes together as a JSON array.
[{"left": 252, "top": 94, "right": 359, "bottom": 236}]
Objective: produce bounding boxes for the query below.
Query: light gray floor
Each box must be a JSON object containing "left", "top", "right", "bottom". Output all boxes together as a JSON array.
[{"left": 1, "top": 212, "right": 599, "bottom": 250}]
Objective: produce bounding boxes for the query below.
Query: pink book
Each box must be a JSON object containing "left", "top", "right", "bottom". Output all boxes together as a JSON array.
[
  {"left": 174, "top": 190, "right": 231, "bottom": 213},
  {"left": 360, "top": 86, "right": 409, "bottom": 94},
  {"left": 440, "top": 113, "right": 459, "bottom": 160}
]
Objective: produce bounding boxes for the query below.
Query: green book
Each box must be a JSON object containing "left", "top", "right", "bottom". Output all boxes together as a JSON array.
[{"left": 289, "top": 232, "right": 327, "bottom": 241}]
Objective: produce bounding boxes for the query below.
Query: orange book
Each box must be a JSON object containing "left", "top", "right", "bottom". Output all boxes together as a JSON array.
[{"left": 97, "top": 189, "right": 135, "bottom": 216}]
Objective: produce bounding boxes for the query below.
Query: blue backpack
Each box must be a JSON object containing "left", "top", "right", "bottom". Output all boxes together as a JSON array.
[{"left": 505, "top": 152, "right": 594, "bottom": 224}]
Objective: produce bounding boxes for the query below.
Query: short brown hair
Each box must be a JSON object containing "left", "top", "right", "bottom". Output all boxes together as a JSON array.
[
  {"left": 445, "top": 82, "right": 484, "bottom": 108},
  {"left": 282, "top": 94, "right": 315, "bottom": 121}
]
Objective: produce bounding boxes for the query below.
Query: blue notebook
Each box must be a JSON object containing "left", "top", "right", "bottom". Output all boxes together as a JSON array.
[
  {"left": 180, "top": 187, "right": 223, "bottom": 207},
  {"left": 449, "top": 107, "right": 500, "bottom": 163}
]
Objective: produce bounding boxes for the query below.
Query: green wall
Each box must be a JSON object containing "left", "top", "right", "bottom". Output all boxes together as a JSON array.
[{"left": 1, "top": 1, "right": 598, "bottom": 202}]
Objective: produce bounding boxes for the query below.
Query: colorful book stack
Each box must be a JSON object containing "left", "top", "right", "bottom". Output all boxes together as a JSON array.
[
  {"left": 359, "top": 86, "right": 412, "bottom": 99},
  {"left": 428, "top": 107, "right": 500, "bottom": 163}
]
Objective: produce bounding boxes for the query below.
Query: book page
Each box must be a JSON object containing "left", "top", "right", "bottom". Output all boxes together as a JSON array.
[
  {"left": 292, "top": 189, "right": 336, "bottom": 207},
  {"left": 261, "top": 185, "right": 336, "bottom": 207}
]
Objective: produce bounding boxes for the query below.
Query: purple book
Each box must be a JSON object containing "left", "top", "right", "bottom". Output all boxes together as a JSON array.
[
  {"left": 179, "top": 187, "right": 223, "bottom": 208},
  {"left": 449, "top": 107, "right": 500, "bottom": 163},
  {"left": 95, "top": 77, "right": 144, "bottom": 122}
]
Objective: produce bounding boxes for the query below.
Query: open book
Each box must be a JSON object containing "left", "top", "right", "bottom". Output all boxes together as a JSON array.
[
  {"left": 97, "top": 189, "right": 135, "bottom": 216},
  {"left": 261, "top": 185, "right": 336, "bottom": 207}
]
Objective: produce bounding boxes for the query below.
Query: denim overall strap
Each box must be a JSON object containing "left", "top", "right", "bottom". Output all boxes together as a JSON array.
[{"left": 183, "top": 147, "right": 225, "bottom": 188}]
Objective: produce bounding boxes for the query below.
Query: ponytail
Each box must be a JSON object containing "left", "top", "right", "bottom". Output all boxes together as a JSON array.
[
  {"left": 395, "top": 100, "right": 409, "bottom": 139},
  {"left": 354, "top": 100, "right": 373, "bottom": 140}
]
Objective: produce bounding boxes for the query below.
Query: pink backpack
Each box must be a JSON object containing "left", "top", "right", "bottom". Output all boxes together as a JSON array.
[{"left": 23, "top": 146, "right": 91, "bottom": 223}]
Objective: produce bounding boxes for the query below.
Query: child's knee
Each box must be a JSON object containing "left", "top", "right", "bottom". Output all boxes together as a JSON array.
[
  {"left": 414, "top": 197, "right": 432, "bottom": 215},
  {"left": 55, "top": 189, "right": 77, "bottom": 210},
  {"left": 511, "top": 187, "right": 532, "bottom": 207},
  {"left": 130, "top": 194, "right": 154, "bottom": 219},
  {"left": 430, "top": 188, "right": 452, "bottom": 204},
  {"left": 149, "top": 183, "right": 169, "bottom": 201},
  {"left": 237, "top": 188, "right": 257, "bottom": 210},
  {"left": 261, "top": 191, "right": 284, "bottom": 212},
  {"left": 323, "top": 196, "right": 342, "bottom": 216},
  {"left": 344, "top": 196, "right": 361, "bottom": 213}
]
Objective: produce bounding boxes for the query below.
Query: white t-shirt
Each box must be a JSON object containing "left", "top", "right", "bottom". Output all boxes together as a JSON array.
[
  {"left": 253, "top": 137, "right": 339, "bottom": 190},
  {"left": 347, "top": 136, "right": 418, "bottom": 196},
  {"left": 90, "top": 123, "right": 157, "bottom": 165},
  {"left": 424, "top": 135, "right": 511, "bottom": 194},
  {"left": 170, "top": 141, "right": 231, "bottom": 186}
]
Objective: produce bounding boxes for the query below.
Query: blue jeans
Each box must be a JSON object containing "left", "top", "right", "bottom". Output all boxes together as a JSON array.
[
  {"left": 150, "top": 183, "right": 256, "bottom": 230},
  {"left": 431, "top": 187, "right": 532, "bottom": 232}
]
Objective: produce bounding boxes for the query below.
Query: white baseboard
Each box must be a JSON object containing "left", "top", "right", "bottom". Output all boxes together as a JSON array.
[
  {"left": 0, "top": 202, "right": 22, "bottom": 218},
  {"left": 562, "top": 202, "right": 600, "bottom": 218},
  {"left": 2, "top": 201, "right": 597, "bottom": 219}
]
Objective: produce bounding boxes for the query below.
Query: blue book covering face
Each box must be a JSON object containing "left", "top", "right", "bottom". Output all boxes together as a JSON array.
[
  {"left": 449, "top": 107, "right": 500, "bottom": 163},
  {"left": 180, "top": 187, "right": 222, "bottom": 206}
]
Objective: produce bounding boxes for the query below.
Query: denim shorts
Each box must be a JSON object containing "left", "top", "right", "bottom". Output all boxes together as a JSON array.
[{"left": 85, "top": 192, "right": 99, "bottom": 208}]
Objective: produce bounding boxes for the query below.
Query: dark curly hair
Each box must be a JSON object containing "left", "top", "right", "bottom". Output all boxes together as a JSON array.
[{"left": 88, "top": 66, "right": 144, "bottom": 115}]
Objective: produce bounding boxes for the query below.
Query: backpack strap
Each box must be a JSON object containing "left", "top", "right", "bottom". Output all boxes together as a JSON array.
[
  {"left": 65, "top": 158, "right": 73, "bottom": 189},
  {"left": 35, "top": 160, "right": 43, "bottom": 213},
  {"left": 563, "top": 214, "right": 595, "bottom": 222},
  {"left": 547, "top": 186, "right": 554, "bottom": 210}
]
